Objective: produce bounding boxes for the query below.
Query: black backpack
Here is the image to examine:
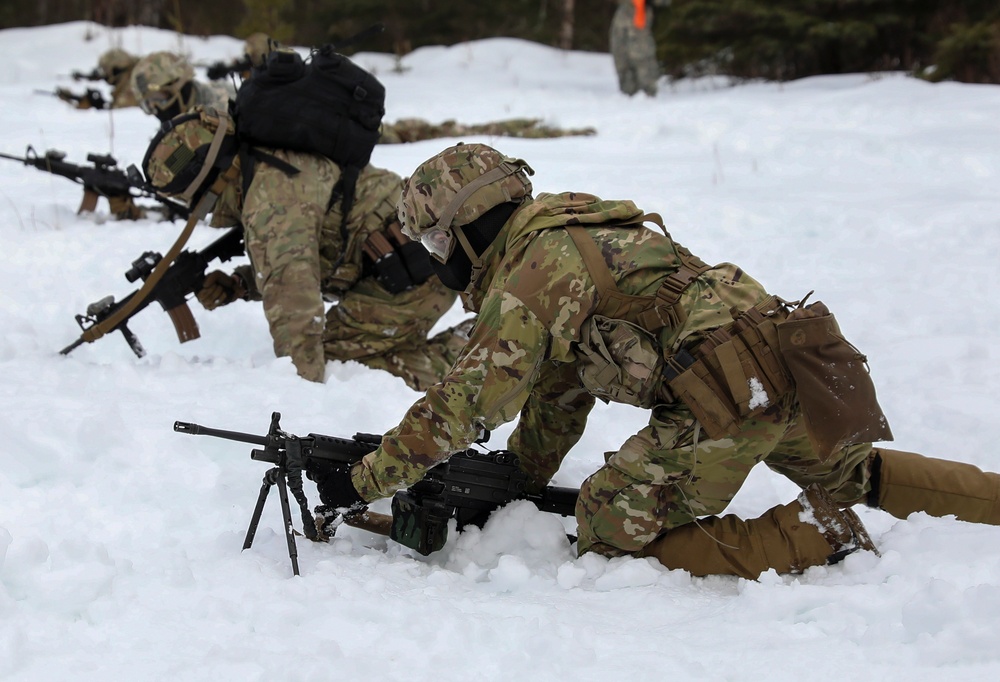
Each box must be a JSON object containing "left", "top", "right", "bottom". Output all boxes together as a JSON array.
[
  {"left": 231, "top": 44, "right": 386, "bottom": 262},
  {"left": 234, "top": 45, "right": 384, "bottom": 174}
]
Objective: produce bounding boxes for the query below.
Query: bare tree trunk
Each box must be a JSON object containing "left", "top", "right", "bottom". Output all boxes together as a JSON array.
[
  {"left": 560, "top": 0, "right": 575, "bottom": 50},
  {"left": 35, "top": 0, "right": 49, "bottom": 25},
  {"left": 133, "top": 0, "right": 165, "bottom": 26}
]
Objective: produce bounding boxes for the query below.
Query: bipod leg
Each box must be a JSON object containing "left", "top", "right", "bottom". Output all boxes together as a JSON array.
[
  {"left": 275, "top": 467, "right": 300, "bottom": 576},
  {"left": 243, "top": 467, "right": 279, "bottom": 551}
]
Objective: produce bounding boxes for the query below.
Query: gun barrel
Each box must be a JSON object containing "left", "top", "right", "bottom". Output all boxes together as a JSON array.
[
  {"left": 530, "top": 486, "right": 579, "bottom": 517},
  {"left": 174, "top": 421, "right": 269, "bottom": 447},
  {"left": 58, "top": 336, "right": 86, "bottom": 356}
]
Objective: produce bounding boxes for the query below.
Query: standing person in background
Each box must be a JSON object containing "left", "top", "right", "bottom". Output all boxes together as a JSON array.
[{"left": 610, "top": 0, "right": 670, "bottom": 97}]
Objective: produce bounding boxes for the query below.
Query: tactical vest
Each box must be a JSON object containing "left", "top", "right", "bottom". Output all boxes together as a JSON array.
[{"left": 568, "top": 216, "right": 892, "bottom": 460}]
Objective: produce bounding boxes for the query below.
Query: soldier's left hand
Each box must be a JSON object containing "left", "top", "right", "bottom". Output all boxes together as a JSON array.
[{"left": 197, "top": 270, "right": 245, "bottom": 310}]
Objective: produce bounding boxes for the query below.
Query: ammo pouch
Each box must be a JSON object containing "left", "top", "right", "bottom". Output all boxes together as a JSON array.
[
  {"left": 578, "top": 315, "right": 665, "bottom": 409},
  {"left": 775, "top": 301, "right": 893, "bottom": 460},
  {"left": 362, "top": 220, "right": 434, "bottom": 294},
  {"left": 664, "top": 296, "right": 793, "bottom": 440},
  {"left": 664, "top": 298, "right": 892, "bottom": 460},
  {"left": 389, "top": 490, "right": 451, "bottom": 555}
]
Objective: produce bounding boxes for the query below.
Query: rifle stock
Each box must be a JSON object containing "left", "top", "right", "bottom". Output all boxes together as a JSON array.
[
  {"left": 71, "top": 68, "right": 103, "bottom": 82},
  {"left": 174, "top": 412, "right": 579, "bottom": 575}
]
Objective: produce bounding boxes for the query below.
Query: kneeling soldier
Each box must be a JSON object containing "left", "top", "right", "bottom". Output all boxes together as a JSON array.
[
  {"left": 143, "top": 109, "right": 471, "bottom": 389},
  {"left": 308, "top": 142, "right": 1000, "bottom": 578}
]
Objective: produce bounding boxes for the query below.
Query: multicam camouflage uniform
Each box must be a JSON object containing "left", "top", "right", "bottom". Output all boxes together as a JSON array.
[
  {"left": 610, "top": 0, "right": 669, "bottom": 97},
  {"left": 351, "top": 188, "right": 873, "bottom": 555},
  {"left": 210, "top": 155, "right": 467, "bottom": 389},
  {"left": 331, "top": 143, "right": 1000, "bottom": 577},
  {"left": 131, "top": 51, "right": 234, "bottom": 118},
  {"left": 97, "top": 48, "right": 140, "bottom": 109},
  {"left": 380, "top": 118, "right": 596, "bottom": 144}
]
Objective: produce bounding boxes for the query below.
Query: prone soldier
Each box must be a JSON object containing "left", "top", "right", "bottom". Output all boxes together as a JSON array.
[
  {"left": 379, "top": 117, "right": 596, "bottom": 144},
  {"left": 130, "top": 51, "right": 235, "bottom": 122},
  {"left": 97, "top": 48, "right": 142, "bottom": 109}
]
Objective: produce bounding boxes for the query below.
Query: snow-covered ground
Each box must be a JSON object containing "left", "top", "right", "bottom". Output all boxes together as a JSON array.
[{"left": 2, "top": 21, "right": 1000, "bottom": 681}]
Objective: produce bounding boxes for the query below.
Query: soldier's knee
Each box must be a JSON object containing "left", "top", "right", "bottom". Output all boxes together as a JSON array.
[{"left": 577, "top": 466, "right": 667, "bottom": 555}]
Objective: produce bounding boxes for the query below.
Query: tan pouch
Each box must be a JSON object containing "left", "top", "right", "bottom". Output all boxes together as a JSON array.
[
  {"left": 663, "top": 349, "right": 742, "bottom": 438},
  {"left": 776, "top": 302, "right": 893, "bottom": 460},
  {"left": 663, "top": 300, "right": 794, "bottom": 440},
  {"left": 578, "top": 315, "right": 664, "bottom": 409}
]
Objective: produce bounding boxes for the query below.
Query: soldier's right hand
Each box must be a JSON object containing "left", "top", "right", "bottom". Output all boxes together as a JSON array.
[{"left": 197, "top": 270, "right": 246, "bottom": 310}]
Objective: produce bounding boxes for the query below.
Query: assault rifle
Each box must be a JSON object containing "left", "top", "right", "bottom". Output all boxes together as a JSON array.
[
  {"left": 37, "top": 87, "right": 107, "bottom": 110},
  {"left": 0, "top": 145, "right": 189, "bottom": 221},
  {"left": 70, "top": 68, "right": 103, "bottom": 82},
  {"left": 205, "top": 56, "right": 251, "bottom": 81},
  {"left": 174, "top": 412, "right": 579, "bottom": 576},
  {"left": 60, "top": 227, "right": 245, "bottom": 357}
]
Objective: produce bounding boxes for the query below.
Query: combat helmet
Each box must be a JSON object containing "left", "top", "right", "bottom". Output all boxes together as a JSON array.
[
  {"left": 142, "top": 107, "right": 238, "bottom": 209},
  {"left": 131, "top": 51, "right": 197, "bottom": 116},
  {"left": 243, "top": 33, "right": 279, "bottom": 68},
  {"left": 398, "top": 143, "right": 534, "bottom": 264},
  {"left": 97, "top": 48, "right": 138, "bottom": 84}
]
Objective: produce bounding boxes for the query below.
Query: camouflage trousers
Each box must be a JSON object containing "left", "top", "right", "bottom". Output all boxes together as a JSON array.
[
  {"left": 576, "top": 393, "right": 874, "bottom": 556},
  {"left": 610, "top": 7, "right": 660, "bottom": 96},
  {"left": 324, "top": 276, "right": 471, "bottom": 391}
]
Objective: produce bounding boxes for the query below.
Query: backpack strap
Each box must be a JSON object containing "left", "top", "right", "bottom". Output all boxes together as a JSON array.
[
  {"left": 566, "top": 218, "right": 711, "bottom": 334},
  {"left": 326, "top": 164, "right": 361, "bottom": 273}
]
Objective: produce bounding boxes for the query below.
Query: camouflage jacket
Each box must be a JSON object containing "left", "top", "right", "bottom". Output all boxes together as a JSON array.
[
  {"left": 210, "top": 151, "right": 403, "bottom": 296},
  {"left": 191, "top": 79, "right": 235, "bottom": 112},
  {"left": 353, "top": 191, "right": 771, "bottom": 500},
  {"left": 108, "top": 68, "right": 140, "bottom": 109}
]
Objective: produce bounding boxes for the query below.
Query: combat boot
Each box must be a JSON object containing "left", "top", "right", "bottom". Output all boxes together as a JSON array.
[
  {"left": 870, "top": 448, "right": 1000, "bottom": 525},
  {"left": 636, "top": 484, "right": 878, "bottom": 580},
  {"left": 801, "top": 484, "right": 878, "bottom": 564}
]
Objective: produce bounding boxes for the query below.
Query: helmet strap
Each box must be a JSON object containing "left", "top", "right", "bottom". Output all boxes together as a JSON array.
[
  {"left": 453, "top": 225, "right": 481, "bottom": 272},
  {"left": 434, "top": 158, "right": 531, "bottom": 231}
]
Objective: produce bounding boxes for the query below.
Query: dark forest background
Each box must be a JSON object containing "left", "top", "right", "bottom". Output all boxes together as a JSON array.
[{"left": 2, "top": 0, "right": 998, "bottom": 84}]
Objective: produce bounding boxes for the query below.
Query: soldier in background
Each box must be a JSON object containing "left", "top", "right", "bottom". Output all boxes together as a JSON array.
[
  {"left": 610, "top": 0, "right": 670, "bottom": 96},
  {"left": 307, "top": 142, "right": 1000, "bottom": 579},
  {"left": 96, "top": 48, "right": 141, "bottom": 109},
  {"left": 53, "top": 48, "right": 140, "bottom": 110},
  {"left": 205, "top": 33, "right": 279, "bottom": 81},
  {"left": 143, "top": 108, "right": 471, "bottom": 389},
  {"left": 130, "top": 51, "right": 235, "bottom": 122},
  {"left": 379, "top": 117, "right": 596, "bottom": 144}
]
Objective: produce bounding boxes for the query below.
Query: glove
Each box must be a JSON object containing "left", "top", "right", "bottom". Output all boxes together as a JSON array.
[
  {"left": 197, "top": 270, "right": 246, "bottom": 310},
  {"left": 307, "top": 460, "right": 366, "bottom": 513},
  {"left": 107, "top": 195, "right": 144, "bottom": 221}
]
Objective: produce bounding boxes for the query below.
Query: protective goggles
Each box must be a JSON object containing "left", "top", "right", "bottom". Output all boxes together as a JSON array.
[
  {"left": 139, "top": 84, "right": 179, "bottom": 115},
  {"left": 418, "top": 227, "right": 457, "bottom": 263}
]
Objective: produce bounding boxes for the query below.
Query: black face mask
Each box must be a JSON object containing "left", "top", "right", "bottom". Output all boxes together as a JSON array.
[
  {"left": 431, "top": 202, "right": 519, "bottom": 292},
  {"left": 153, "top": 82, "right": 193, "bottom": 122},
  {"left": 432, "top": 242, "right": 472, "bottom": 291}
]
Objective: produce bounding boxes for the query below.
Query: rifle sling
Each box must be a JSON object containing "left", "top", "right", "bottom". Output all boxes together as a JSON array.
[{"left": 79, "top": 165, "right": 240, "bottom": 345}]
